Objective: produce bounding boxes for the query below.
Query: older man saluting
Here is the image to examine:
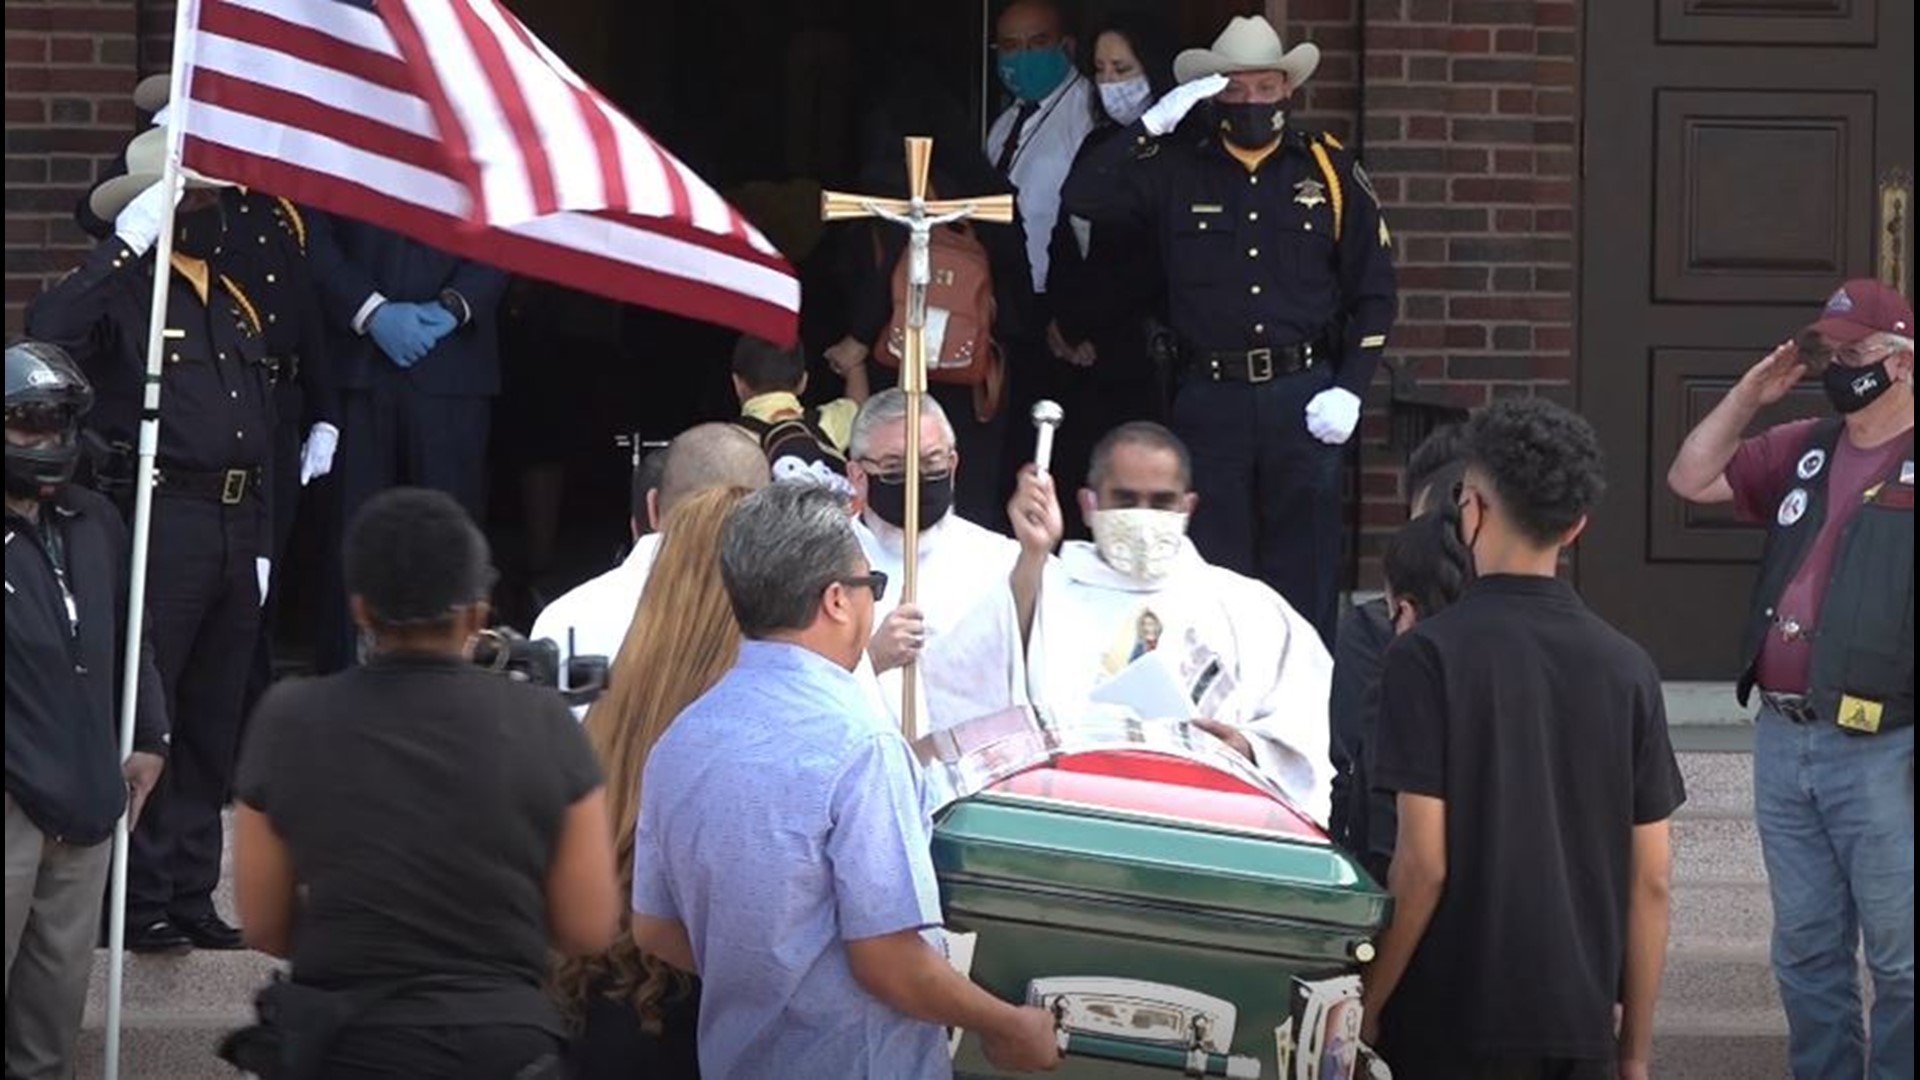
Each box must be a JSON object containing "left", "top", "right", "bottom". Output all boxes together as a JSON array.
[
  {"left": 1668, "top": 279, "right": 1913, "bottom": 1080},
  {"left": 1019, "top": 421, "right": 1334, "bottom": 822},
  {"left": 1061, "top": 14, "right": 1396, "bottom": 646}
]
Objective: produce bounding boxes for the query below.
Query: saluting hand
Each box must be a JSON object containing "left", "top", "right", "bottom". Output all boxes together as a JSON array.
[
  {"left": 868, "top": 603, "right": 926, "bottom": 674},
  {"left": 1141, "top": 73, "right": 1230, "bottom": 137},
  {"left": 1735, "top": 340, "right": 1809, "bottom": 408}
]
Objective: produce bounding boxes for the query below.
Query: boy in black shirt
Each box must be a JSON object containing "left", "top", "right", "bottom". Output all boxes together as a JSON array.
[{"left": 1363, "top": 398, "right": 1686, "bottom": 1080}]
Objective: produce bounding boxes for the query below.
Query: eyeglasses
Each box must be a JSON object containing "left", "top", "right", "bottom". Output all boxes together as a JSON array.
[
  {"left": 839, "top": 570, "right": 889, "bottom": 603},
  {"left": 855, "top": 452, "right": 955, "bottom": 486}
]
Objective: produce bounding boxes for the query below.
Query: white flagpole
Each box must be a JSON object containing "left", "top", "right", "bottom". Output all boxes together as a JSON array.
[{"left": 105, "top": 1, "right": 198, "bottom": 1075}]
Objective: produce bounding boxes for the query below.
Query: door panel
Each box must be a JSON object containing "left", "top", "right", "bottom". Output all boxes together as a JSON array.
[{"left": 1577, "top": 1, "right": 1913, "bottom": 678}]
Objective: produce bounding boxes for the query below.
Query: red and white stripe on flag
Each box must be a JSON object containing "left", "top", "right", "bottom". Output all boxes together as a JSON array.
[{"left": 175, "top": 0, "right": 800, "bottom": 345}]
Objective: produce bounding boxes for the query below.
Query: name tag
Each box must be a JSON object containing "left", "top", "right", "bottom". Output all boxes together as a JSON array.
[
  {"left": 1837, "top": 694, "right": 1884, "bottom": 734},
  {"left": 1189, "top": 204, "right": 1224, "bottom": 214}
]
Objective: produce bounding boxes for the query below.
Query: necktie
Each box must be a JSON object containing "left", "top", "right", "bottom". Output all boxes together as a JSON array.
[{"left": 994, "top": 101, "right": 1040, "bottom": 175}]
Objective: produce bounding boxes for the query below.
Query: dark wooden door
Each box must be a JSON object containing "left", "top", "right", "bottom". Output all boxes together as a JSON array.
[{"left": 1578, "top": 1, "right": 1914, "bottom": 678}]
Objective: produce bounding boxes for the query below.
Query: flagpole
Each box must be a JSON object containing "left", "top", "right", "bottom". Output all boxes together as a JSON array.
[{"left": 105, "top": 1, "right": 197, "bottom": 1074}]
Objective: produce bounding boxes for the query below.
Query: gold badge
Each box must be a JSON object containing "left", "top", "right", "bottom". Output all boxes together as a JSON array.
[
  {"left": 1294, "top": 178, "right": 1327, "bottom": 209},
  {"left": 1837, "top": 695, "right": 1884, "bottom": 733}
]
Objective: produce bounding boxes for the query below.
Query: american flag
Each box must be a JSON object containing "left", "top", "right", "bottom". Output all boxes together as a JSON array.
[{"left": 170, "top": 0, "right": 800, "bottom": 344}]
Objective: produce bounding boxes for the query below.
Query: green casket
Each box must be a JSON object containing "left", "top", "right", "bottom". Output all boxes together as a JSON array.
[{"left": 917, "top": 710, "right": 1391, "bottom": 1080}]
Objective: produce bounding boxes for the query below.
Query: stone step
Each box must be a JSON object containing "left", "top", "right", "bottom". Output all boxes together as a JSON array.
[
  {"left": 1658, "top": 943, "right": 1783, "bottom": 1029},
  {"left": 1672, "top": 815, "right": 1767, "bottom": 885},
  {"left": 1671, "top": 878, "right": 1775, "bottom": 947},
  {"left": 77, "top": 947, "right": 277, "bottom": 1080},
  {"left": 1652, "top": 1031, "right": 1790, "bottom": 1080}
]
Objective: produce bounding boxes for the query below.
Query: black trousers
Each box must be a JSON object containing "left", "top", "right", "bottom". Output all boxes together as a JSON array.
[
  {"left": 1170, "top": 365, "right": 1345, "bottom": 646},
  {"left": 316, "top": 377, "right": 491, "bottom": 672},
  {"left": 245, "top": 381, "right": 305, "bottom": 714},
  {"left": 1384, "top": 1054, "right": 1614, "bottom": 1080},
  {"left": 128, "top": 494, "right": 264, "bottom": 924},
  {"left": 322, "top": 1024, "right": 565, "bottom": 1080}
]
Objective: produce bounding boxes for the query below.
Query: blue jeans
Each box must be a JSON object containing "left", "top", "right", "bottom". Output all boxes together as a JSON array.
[{"left": 1754, "top": 705, "right": 1914, "bottom": 1080}]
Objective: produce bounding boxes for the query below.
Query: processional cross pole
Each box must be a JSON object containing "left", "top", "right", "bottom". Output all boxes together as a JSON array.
[{"left": 822, "top": 136, "right": 1014, "bottom": 741}]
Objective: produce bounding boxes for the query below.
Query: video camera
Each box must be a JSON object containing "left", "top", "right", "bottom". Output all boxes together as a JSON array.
[{"left": 470, "top": 627, "right": 609, "bottom": 710}]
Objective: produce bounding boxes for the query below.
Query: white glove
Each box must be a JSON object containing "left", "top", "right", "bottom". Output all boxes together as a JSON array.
[
  {"left": 1141, "top": 74, "right": 1229, "bottom": 137},
  {"left": 112, "top": 180, "right": 181, "bottom": 257},
  {"left": 1304, "top": 387, "right": 1362, "bottom": 446},
  {"left": 255, "top": 557, "right": 272, "bottom": 608},
  {"left": 299, "top": 422, "right": 339, "bottom": 486}
]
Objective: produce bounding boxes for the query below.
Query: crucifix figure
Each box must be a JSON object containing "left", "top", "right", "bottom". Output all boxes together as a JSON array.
[{"left": 822, "top": 136, "right": 1014, "bottom": 741}]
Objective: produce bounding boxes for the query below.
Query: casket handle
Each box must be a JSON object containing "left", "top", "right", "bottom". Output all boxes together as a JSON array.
[{"left": 1057, "top": 1031, "right": 1262, "bottom": 1078}]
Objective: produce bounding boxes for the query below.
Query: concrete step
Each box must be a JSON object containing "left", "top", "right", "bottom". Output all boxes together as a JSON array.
[
  {"left": 1652, "top": 1031, "right": 1790, "bottom": 1080},
  {"left": 1658, "top": 943, "right": 1783, "bottom": 1028},
  {"left": 1671, "top": 878, "right": 1775, "bottom": 947},
  {"left": 1672, "top": 750, "right": 1753, "bottom": 819},
  {"left": 1672, "top": 815, "right": 1768, "bottom": 885},
  {"left": 77, "top": 946, "right": 278, "bottom": 1080}
]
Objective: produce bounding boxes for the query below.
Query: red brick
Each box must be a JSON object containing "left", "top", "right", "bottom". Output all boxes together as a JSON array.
[
  {"left": 6, "top": 34, "right": 48, "bottom": 64},
  {"left": 6, "top": 98, "right": 46, "bottom": 125},
  {"left": 1536, "top": 0, "right": 1579, "bottom": 27},
  {"left": 1445, "top": 324, "right": 1488, "bottom": 349},
  {"left": 49, "top": 36, "right": 94, "bottom": 64},
  {"left": 1533, "top": 178, "right": 1574, "bottom": 204},
  {"left": 1401, "top": 265, "right": 1491, "bottom": 291},
  {"left": 1366, "top": 54, "right": 1406, "bottom": 81},
  {"left": 4, "top": 66, "right": 50, "bottom": 93},
  {"left": 1492, "top": 266, "right": 1533, "bottom": 292},
  {"left": 97, "top": 98, "right": 136, "bottom": 126},
  {"left": 36, "top": 8, "right": 132, "bottom": 34},
  {"left": 1447, "top": 28, "right": 1493, "bottom": 54},
  {"left": 1408, "top": 55, "right": 1450, "bottom": 82},
  {"left": 1493, "top": 148, "right": 1533, "bottom": 175},
  {"left": 1536, "top": 148, "right": 1576, "bottom": 177},
  {"left": 1536, "top": 58, "right": 1578, "bottom": 87},
  {"left": 1450, "top": 177, "right": 1534, "bottom": 203},
  {"left": 1449, "top": 295, "right": 1572, "bottom": 321},
  {"left": 1407, "top": 177, "right": 1447, "bottom": 202},
  {"left": 1392, "top": 324, "right": 1449, "bottom": 348},
  {"left": 1535, "top": 326, "right": 1574, "bottom": 351},
  {"left": 1494, "top": 28, "right": 1536, "bottom": 53},
  {"left": 1536, "top": 207, "right": 1575, "bottom": 233},
  {"left": 1400, "top": 238, "right": 1449, "bottom": 265},
  {"left": 1495, "top": 207, "right": 1532, "bottom": 231},
  {"left": 1496, "top": 88, "right": 1534, "bottom": 115},
  {"left": 1537, "top": 89, "right": 1576, "bottom": 117},
  {"left": 1447, "top": 87, "right": 1495, "bottom": 113}
]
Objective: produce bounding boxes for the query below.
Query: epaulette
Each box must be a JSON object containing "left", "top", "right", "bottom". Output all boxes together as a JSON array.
[
  {"left": 272, "top": 197, "right": 307, "bottom": 253},
  {"left": 219, "top": 273, "right": 264, "bottom": 337}
]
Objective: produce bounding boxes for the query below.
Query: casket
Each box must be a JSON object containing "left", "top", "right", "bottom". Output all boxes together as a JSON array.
[{"left": 918, "top": 709, "right": 1390, "bottom": 1080}]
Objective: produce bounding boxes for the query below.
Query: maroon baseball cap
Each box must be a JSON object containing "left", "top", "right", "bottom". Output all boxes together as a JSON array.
[{"left": 1803, "top": 279, "right": 1914, "bottom": 345}]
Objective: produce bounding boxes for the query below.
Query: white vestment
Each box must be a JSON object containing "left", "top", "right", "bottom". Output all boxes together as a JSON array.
[
  {"left": 1028, "top": 539, "right": 1335, "bottom": 823},
  {"left": 856, "top": 512, "right": 1029, "bottom": 734}
]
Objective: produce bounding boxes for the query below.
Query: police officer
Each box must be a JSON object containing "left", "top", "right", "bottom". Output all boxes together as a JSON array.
[
  {"left": 1061, "top": 14, "right": 1396, "bottom": 644},
  {"left": 5, "top": 341, "right": 168, "bottom": 1079},
  {"left": 26, "top": 142, "right": 274, "bottom": 954},
  {"left": 1668, "top": 278, "right": 1914, "bottom": 1080},
  {"left": 302, "top": 215, "right": 506, "bottom": 671}
]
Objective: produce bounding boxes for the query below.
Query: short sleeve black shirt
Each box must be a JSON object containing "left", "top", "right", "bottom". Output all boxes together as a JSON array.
[
  {"left": 1372, "top": 575, "right": 1685, "bottom": 1060},
  {"left": 236, "top": 653, "right": 601, "bottom": 1019}
]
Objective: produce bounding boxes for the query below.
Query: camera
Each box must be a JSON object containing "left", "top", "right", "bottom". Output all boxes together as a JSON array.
[{"left": 471, "top": 627, "right": 609, "bottom": 709}]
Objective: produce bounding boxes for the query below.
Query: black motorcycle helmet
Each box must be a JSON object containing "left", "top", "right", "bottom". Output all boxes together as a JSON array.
[{"left": 5, "top": 340, "right": 95, "bottom": 499}]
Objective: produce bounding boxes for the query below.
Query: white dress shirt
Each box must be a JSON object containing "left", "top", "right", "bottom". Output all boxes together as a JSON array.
[
  {"left": 530, "top": 532, "right": 662, "bottom": 716},
  {"left": 985, "top": 75, "right": 1096, "bottom": 293}
]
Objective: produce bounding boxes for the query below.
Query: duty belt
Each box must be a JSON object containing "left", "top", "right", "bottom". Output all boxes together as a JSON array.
[
  {"left": 155, "top": 465, "right": 263, "bottom": 505},
  {"left": 1761, "top": 690, "right": 1821, "bottom": 725},
  {"left": 1184, "top": 341, "right": 1321, "bottom": 384}
]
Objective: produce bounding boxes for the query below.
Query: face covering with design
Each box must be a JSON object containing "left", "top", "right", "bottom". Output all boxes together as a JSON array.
[
  {"left": 1213, "top": 99, "right": 1287, "bottom": 149},
  {"left": 1099, "top": 75, "right": 1153, "bottom": 126},
  {"left": 865, "top": 470, "right": 955, "bottom": 532},
  {"left": 1823, "top": 357, "right": 1895, "bottom": 414},
  {"left": 1089, "top": 508, "right": 1189, "bottom": 583},
  {"left": 999, "top": 45, "right": 1073, "bottom": 103}
]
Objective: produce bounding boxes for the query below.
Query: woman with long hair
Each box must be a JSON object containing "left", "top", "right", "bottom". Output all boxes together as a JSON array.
[
  {"left": 555, "top": 484, "right": 750, "bottom": 1080},
  {"left": 1045, "top": 8, "right": 1181, "bottom": 539}
]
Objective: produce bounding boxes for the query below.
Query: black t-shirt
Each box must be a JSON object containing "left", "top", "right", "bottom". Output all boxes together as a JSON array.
[
  {"left": 236, "top": 653, "right": 602, "bottom": 1026},
  {"left": 1372, "top": 575, "right": 1685, "bottom": 1061}
]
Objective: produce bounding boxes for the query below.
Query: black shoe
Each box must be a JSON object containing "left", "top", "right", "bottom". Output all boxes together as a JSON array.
[
  {"left": 126, "top": 918, "right": 194, "bottom": 954},
  {"left": 174, "top": 913, "right": 245, "bottom": 951}
]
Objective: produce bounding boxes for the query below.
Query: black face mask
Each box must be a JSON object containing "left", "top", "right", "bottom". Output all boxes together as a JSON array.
[
  {"left": 1212, "top": 100, "right": 1287, "bottom": 149},
  {"left": 865, "top": 470, "right": 955, "bottom": 531},
  {"left": 1823, "top": 358, "right": 1895, "bottom": 414},
  {"left": 173, "top": 205, "right": 225, "bottom": 260}
]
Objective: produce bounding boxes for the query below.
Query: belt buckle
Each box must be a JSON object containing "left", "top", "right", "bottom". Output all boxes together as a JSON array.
[
  {"left": 221, "top": 469, "right": 248, "bottom": 505},
  {"left": 1246, "top": 347, "right": 1274, "bottom": 383}
]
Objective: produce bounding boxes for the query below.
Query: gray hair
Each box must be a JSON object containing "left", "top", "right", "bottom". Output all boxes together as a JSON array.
[
  {"left": 1869, "top": 331, "right": 1915, "bottom": 355},
  {"left": 720, "top": 483, "right": 863, "bottom": 637},
  {"left": 847, "top": 388, "right": 957, "bottom": 460}
]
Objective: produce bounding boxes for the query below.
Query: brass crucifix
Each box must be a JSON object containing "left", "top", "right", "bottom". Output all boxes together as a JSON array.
[{"left": 822, "top": 136, "right": 1014, "bottom": 741}]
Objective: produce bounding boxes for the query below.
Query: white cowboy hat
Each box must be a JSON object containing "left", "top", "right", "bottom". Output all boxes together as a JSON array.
[
  {"left": 1173, "top": 15, "right": 1320, "bottom": 86},
  {"left": 87, "top": 126, "right": 230, "bottom": 222}
]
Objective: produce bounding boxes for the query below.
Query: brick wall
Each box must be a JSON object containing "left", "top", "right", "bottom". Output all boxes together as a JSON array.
[
  {"left": 4, "top": 1, "right": 146, "bottom": 334},
  {"left": 1289, "top": 0, "right": 1580, "bottom": 584}
]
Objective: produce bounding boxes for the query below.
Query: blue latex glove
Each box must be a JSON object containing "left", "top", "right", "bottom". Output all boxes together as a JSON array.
[{"left": 368, "top": 302, "right": 455, "bottom": 369}]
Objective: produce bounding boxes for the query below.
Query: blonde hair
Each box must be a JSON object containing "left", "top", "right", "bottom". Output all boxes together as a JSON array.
[{"left": 552, "top": 485, "right": 748, "bottom": 1027}]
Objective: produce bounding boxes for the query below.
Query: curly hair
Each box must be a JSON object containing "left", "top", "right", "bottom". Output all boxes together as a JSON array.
[
  {"left": 1383, "top": 507, "right": 1472, "bottom": 620},
  {"left": 1462, "top": 397, "right": 1606, "bottom": 546},
  {"left": 343, "top": 487, "right": 493, "bottom": 628}
]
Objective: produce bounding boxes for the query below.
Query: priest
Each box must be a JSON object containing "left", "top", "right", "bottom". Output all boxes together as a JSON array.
[
  {"left": 849, "top": 390, "right": 1045, "bottom": 732},
  {"left": 1022, "top": 421, "right": 1335, "bottom": 821}
]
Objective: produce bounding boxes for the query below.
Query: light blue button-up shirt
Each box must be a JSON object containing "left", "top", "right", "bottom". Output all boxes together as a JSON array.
[{"left": 632, "top": 640, "right": 951, "bottom": 1080}]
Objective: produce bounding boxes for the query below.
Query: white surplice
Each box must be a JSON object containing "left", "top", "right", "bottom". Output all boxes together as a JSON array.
[
  {"left": 855, "top": 512, "right": 1029, "bottom": 734},
  {"left": 1028, "top": 539, "right": 1336, "bottom": 823}
]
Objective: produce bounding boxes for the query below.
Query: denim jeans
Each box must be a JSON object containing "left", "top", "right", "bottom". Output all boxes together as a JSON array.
[{"left": 1754, "top": 705, "right": 1914, "bottom": 1080}]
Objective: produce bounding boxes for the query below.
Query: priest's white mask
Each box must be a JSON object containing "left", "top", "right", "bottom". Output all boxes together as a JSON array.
[{"left": 1088, "top": 508, "right": 1188, "bottom": 583}]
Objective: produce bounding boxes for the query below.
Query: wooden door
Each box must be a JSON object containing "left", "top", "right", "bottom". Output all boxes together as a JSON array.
[{"left": 1578, "top": 1, "right": 1914, "bottom": 678}]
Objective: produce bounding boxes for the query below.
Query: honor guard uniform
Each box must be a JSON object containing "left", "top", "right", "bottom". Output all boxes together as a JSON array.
[
  {"left": 1062, "top": 15, "right": 1395, "bottom": 644},
  {"left": 26, "top": 151, "right": 274, "bottom": 952}
]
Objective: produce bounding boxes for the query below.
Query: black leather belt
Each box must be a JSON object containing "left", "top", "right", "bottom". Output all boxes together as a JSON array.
[
  {"left": 1184, "top": 341, "right": 1320, "bottom": 384},
  {"left": 1761, "top": 690, "right": 1821, "bottom": 725},
  {"left": 155, "top": 465, "right": 263, "bottom": 505}
]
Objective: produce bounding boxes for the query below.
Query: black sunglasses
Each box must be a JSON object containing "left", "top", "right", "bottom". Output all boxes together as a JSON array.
[{"left": 839, "top": 570, "right": 889, "bottom": 603}]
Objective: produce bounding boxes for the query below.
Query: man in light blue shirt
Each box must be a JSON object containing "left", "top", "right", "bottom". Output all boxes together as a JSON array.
[{"left": 630, "top": 484, "right": 1060, "bottom": 1080}]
